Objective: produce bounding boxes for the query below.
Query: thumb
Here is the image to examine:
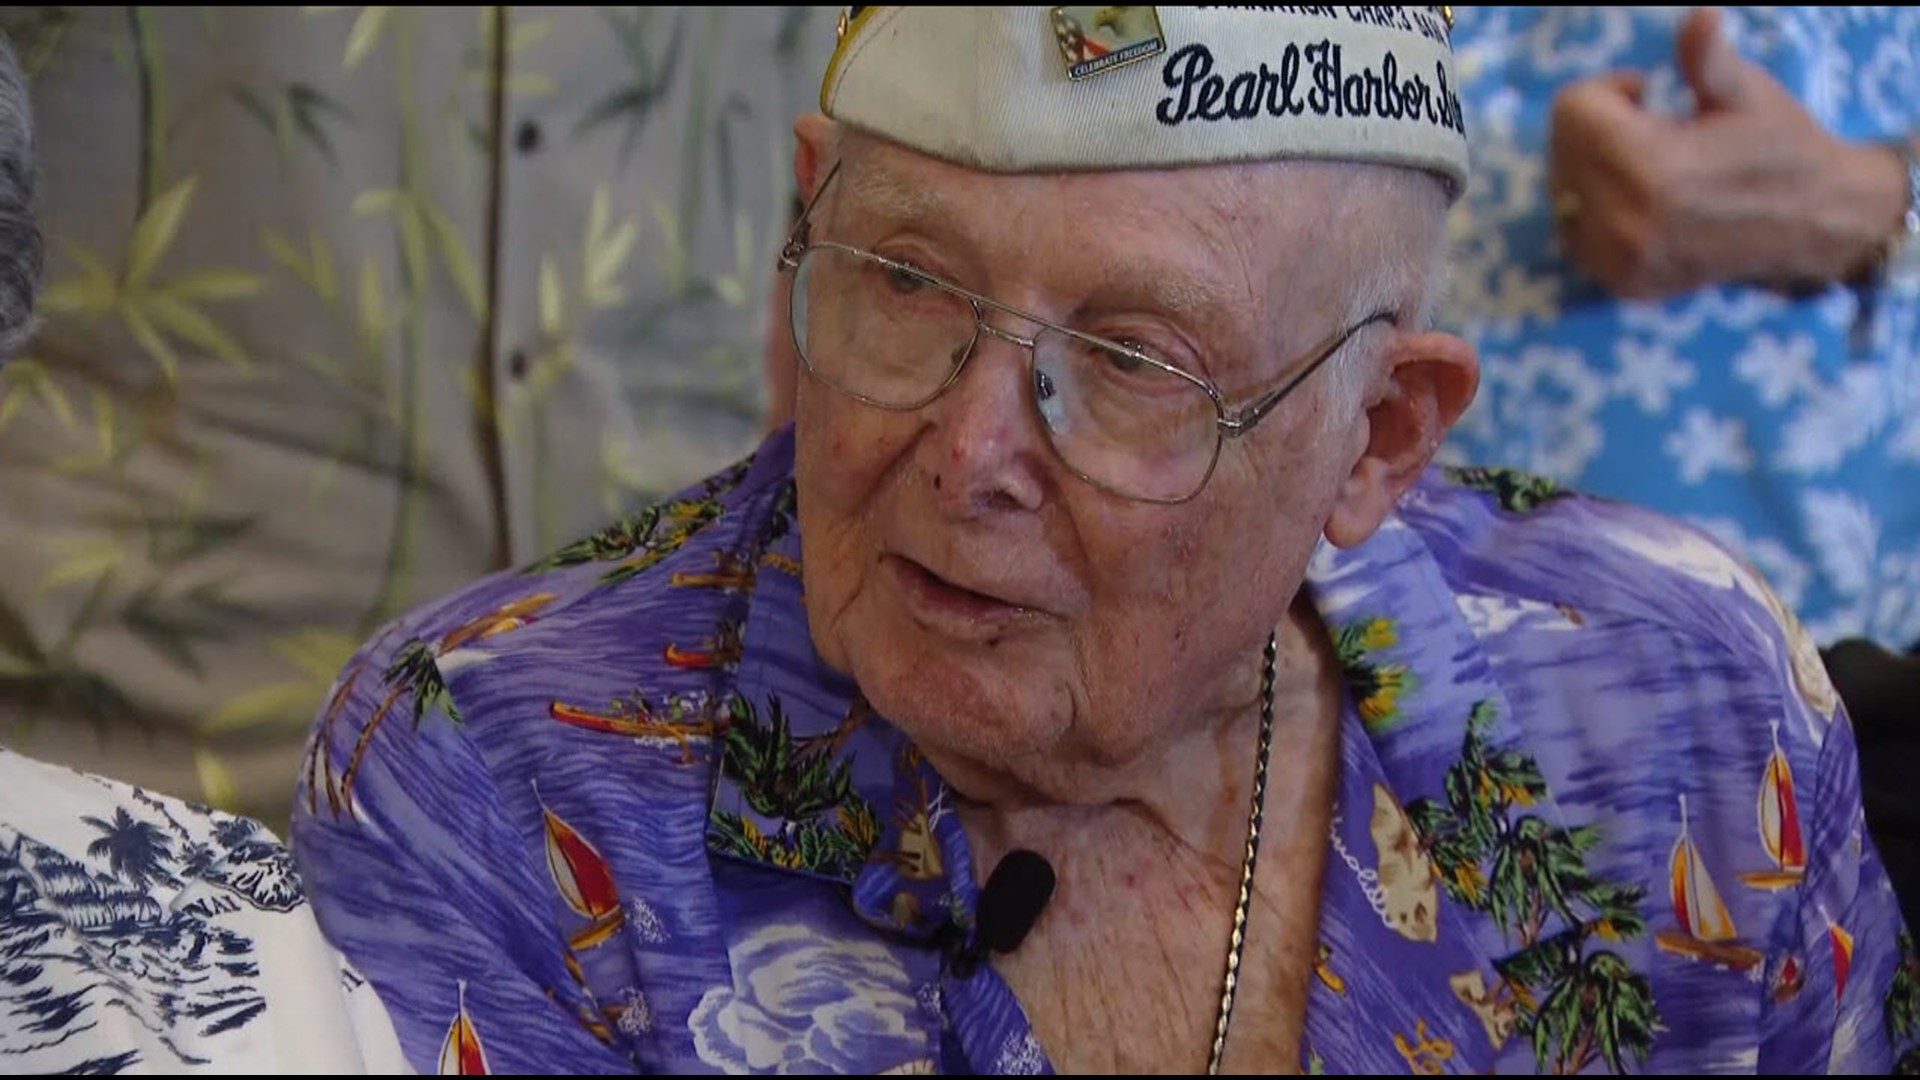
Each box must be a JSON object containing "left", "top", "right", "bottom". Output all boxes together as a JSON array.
[{"left": 1677, "top": 7, "right": 1748, "bottom": 110}]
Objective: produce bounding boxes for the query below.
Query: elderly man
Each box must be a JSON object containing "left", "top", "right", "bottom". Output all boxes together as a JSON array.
[{"left": 294, "top": 8, "right": 1917, "bottom": 1074}]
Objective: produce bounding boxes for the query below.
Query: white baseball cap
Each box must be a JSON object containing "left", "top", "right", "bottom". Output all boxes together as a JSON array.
[{"left": 820, "top": 6, "right": 1469, "bottom": 199}]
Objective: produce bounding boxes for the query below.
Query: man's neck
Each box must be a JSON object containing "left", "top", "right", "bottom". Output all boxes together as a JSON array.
[{"left": 939, "top": 597, "right": 1339, "bottom": 879}]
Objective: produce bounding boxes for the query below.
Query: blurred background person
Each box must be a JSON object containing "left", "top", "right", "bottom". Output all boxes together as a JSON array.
[
  {"left": 1441, "top": 5, "right": 1920, "bottom": 928},
  {"left": 1441, "top": 6, "right": 1920, "bottom": 650},
  {"left": 0, "top": 32, "right": 406, "bottom": 1073}
]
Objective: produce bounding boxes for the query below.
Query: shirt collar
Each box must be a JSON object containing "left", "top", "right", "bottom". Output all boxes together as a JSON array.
[
  {"left": 704, "top": 430, "right": 979, "bottom": 946},
  {"left": 1297, "top": 474, "right": 1568, "bottom": 1071}
]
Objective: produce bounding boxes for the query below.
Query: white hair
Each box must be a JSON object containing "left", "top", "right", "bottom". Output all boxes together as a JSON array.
[
  {"left": 1322, "top": 163, "right": 1454, "bottom": 417},
  {"left": 0, "top": 36, "right": 40, "bottom": 362}
]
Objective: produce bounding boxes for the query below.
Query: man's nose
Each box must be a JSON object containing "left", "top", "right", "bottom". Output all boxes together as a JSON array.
[{"left": 916, "top": 322, "right": 1050, "bottom": 517}]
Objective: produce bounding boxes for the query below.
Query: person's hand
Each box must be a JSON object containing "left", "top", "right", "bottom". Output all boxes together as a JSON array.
[{"left": 1547, "top": 7, "right": 1910, "bottom": 300}]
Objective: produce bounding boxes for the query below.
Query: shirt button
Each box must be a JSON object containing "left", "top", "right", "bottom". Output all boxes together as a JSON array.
[{"left": 515, "top": 119, "right": 542, "bottom": 155}]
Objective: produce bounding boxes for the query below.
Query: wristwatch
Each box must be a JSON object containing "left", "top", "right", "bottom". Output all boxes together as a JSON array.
[
  {"left": 1873, "top": 138, "right": 1920, "bottom": 287},
  {"left": 1847, "top": 140, "right": 1920, "bottom": 353}
]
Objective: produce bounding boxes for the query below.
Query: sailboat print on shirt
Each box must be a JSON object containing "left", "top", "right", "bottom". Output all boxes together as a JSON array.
[
  {"left": 1740, "top": 720, "right": 1807, "bottom": 891},
  {"left": 1655, "top": 794, "right": 1765, "bottom": 973},
  {"left": 1831, "top": 922, "right": 1856, "bottom": 999},
  {"left": 536, "top": 785, "right": 627, "bottom": 952},
  {"left": 440, "top": 981, "right": 491, "bottom": 1075}
]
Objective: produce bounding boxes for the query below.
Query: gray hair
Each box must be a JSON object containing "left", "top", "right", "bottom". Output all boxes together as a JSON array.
[
  {"left": 1319, "top": 163, "right": 1453, "bottom": 419},
  {"left": 0, "top": 36, "right": 41, "bottom": 362}
]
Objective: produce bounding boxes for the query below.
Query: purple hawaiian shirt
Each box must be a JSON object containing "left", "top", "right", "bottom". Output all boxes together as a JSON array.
[{"left": 291, "top": 427, "right": 1920, "bottom": 1074}]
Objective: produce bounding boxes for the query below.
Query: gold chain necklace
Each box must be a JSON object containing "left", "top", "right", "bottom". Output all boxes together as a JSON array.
[{"left": 1206, "top": 630, "right": 1277, "bottom": 1075}]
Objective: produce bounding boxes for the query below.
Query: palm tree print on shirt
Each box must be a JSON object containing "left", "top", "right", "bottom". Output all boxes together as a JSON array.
[
  {"left": 524, "top": 457, "right": 754, "bottom": 579},
  {"left": 83, "top": 808, "right": 179, "bottom": 891},
  {"left": 1407, "top": 699, "right": 1659, "bottom": 1073},
  {"left": 1890, "top": 933, "right": 1920, "bottom": 1075},
  {"left": 305, "top": 591, "right": 566, "bottom": 821},
  {"left": 525, "top": 497, "right": 724, "bottom": 581},
  {"left": 1332, "top": 617, "right": 1415, "bottom": 735},
  {"left": 306, "top": 630, "right": 462, "bottom": 820},
  {"left": 707, "top": 693, "right": 879, "bottom": 880},
  {"left": 1444, "top": 465, "right": 1573, "bottom": 515}
]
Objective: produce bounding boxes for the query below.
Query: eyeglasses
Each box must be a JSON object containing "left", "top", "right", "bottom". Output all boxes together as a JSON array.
[{"left": 776, "top": 163, "right": 1395, "bottom": 504}]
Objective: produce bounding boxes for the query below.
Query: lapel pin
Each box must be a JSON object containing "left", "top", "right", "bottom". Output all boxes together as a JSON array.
[{"left": 1050, "top": 6, "right": 1167, "bottom": 81}]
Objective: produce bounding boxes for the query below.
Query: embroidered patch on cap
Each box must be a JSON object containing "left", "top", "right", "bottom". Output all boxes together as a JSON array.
[{"left": 1049, "top": 6, "right": 1167, "bottom": 81}]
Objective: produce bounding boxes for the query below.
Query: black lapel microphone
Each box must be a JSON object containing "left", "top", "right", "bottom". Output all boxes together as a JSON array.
[{"left": 940, "top": 849, "right": 1056, "bottom": 979}]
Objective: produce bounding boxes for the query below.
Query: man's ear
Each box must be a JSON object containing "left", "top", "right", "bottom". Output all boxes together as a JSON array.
[
  {"left": 794, "top": 113, "right": 833, "bottom": 204},
  {"left": 1324, "top": 331, "right": 1479, "bottom": 548}
]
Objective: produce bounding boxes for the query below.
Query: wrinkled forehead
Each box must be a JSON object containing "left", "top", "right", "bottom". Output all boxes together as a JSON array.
[{"left": 826, "top": 129, "right": 1428, "bottom": 329}]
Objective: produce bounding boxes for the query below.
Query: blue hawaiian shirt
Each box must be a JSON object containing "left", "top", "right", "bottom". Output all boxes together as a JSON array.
[
  {"left": 1441, "top": 6, "right": 1920, "bottom": 650},
  {"left": 291, "top": 429, "right": 1919, "bottom": 1074}
]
